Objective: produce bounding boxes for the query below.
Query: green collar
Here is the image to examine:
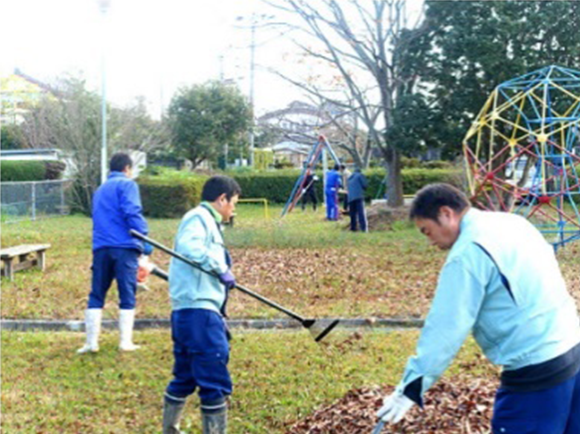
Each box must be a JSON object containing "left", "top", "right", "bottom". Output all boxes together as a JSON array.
[{"left": 201, "top": 201, "right": 223, "bottom": 223}]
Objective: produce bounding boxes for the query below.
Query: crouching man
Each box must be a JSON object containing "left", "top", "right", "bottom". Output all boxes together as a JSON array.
[
  {"left": 163, "top": 176, "right": 240, "bottom": 434},
  {"left": 377, "top": 183, "right": 580, "bottom": 434}
]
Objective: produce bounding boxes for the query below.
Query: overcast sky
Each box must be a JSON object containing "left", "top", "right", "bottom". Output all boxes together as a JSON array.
[
  {"left": 2, "top": 0, "right": 423, "bottom": 118},
  {"left": 2, "top": 0, "right": 301, "bottom": 117}
]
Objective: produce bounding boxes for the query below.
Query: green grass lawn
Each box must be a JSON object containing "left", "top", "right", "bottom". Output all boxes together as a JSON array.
[
  {"left": 0, "top": 329, "right": 497, "bottom": 433},
  {"left": 1, "top": 204, "right": 579, "bottom": 320},
  {"left": 2, "top": 204, "right": 578, "bottom": 433}
]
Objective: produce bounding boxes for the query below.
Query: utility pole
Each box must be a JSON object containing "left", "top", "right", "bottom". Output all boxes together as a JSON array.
[
  {"left": 97, "top": 0, "right": 111, "bottom": 185},
  {"left": 248, "top": 14, "right": 256, "bottom": 168}
]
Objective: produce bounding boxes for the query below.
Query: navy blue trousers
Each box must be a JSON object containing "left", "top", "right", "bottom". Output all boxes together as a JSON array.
[
  {"left": 88, "top": 247, "right": 139, "bottom": 309},
  {"left": 349, "top": 199, "right": 367, "bottom": 232},
  {"left": 492, "top": 368, "right": 580, "bottom": 434},
  {"left": 165, "top": 309, "right": 232, "bottom": 406},
  {"left": 325, "top": 190, "right": 339, "bottom": 220}
]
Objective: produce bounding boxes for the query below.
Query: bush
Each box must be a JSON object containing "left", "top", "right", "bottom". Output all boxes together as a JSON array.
[
  {"left": 0, "top": 160, "right": 46, "bottom": 181},
  {"left": 422, "top": 160, "right": 453, "bottom": 169},
  {"left": 138, "top": 172, "right": 207, "bottom": 218},
  {"left": 229, "top": 168, "right": 463, "bottom": 203},
  {"left": 401, "top": 156, "right": 421, "bottom": 168},
  {"left": 231, "top": 170, "right": 303, "bottom": 203},
  {"left": 44, "top": 161, "right": 67, "bottom": 180}
]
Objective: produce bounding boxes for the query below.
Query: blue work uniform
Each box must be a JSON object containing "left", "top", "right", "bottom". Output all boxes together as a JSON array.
[
  {"left": 325, "top": 169, "right": 342, "bottom": 220},
  {"left": 88, "top": 171, "right": 149, "bottom": 310},
  {"left": 395, "top": 208, "right": 580, "bottom": 433},
  {"left": 347, "top": 171, "right": 368, "bottom": 232},
  {"left": 165, "top": 203, "right": 233, "bottom": 413}
]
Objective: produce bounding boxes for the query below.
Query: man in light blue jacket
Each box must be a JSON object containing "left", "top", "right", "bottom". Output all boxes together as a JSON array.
[
  {"left": 163, "top": 176, "right": 240, "bottom": 434},
  {"left": 377, "top": 183, "right": 580, "bottom": 434}
]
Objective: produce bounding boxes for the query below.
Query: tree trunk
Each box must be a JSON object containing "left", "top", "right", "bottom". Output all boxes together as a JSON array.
[{"left": 386, "top": 147, "right": 404, "bottom": 207}]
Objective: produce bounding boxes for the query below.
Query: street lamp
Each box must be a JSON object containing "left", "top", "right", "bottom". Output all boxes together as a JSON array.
[{"left": 97, "top": 0, "right": 111, "bottom": 184}]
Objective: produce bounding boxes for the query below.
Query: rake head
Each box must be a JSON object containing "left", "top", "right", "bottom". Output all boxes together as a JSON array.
[{"left": 305, "top": 319, "right": 340, "bottom": 343}]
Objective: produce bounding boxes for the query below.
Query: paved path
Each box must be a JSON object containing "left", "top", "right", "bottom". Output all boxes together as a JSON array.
[{"left": 1, "top": 317, "right": 424, "bottom": 332}]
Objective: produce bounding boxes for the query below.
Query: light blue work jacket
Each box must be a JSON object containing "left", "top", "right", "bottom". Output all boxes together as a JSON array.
[
  {"left": 168, "top": 203, "right": 230, "bottom": 313},
  {"left": 396, "top": 208, "right": 580, "bottom": 402}
]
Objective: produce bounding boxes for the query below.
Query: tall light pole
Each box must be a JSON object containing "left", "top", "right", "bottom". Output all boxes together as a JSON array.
[
  {"left": 97, "top": 0, "right": 111, "bottom": 184},
  {"left": 248, "top": 14, "right": 256, "bottom": 168}
]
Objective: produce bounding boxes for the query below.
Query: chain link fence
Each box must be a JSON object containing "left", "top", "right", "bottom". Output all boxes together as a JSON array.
[{"left": 1, "top": 180, "right": 72, "bottom": 224}]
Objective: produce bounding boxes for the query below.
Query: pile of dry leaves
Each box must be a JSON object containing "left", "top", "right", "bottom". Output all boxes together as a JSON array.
[
  {"left": 359, "top": 203, "right": 410, "bottom": 231},
  {"left": 287, "top": 377, "right": 497, "bottom": 433}
]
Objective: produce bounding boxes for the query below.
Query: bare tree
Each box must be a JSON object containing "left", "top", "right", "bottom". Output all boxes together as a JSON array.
[
  {"left": 22, "top": 77, "right": 167, "bottom": 213},
  {"left": 264, "top": 0, "right": 425, "bottom": 206}
]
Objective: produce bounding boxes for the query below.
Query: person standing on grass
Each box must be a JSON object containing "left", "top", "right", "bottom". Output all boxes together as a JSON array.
[
  {"left": 347, "top": 167, "right": 368, "bottom": 232},
  {"left": 340, "top": 164, "right": 351, "bottom": 215},
  {"left": 325, "top": 164, "right": 342, "bottom": 221},
  {"left": 301, "top": 172, "right": 319, "bottom": 212},
  {"left": 163, "top": 176, "right": 240, "bottom": 434},
  {"left": 376, "top": 183, "right": 580, "bottom": 434},
  {"left": 77, "top": 152, "right": 151, "bottom": 354}
]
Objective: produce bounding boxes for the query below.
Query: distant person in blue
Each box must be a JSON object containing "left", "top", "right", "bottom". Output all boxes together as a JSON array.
[
  {"left": 163, "top": 176, "right": 240, "bottom": 434},
  {"left": 347, "top": 167, "right": 368, "bottom": 232},
  {"left": 376, "top": 183, "right": 580, "bottom": 434},
  {"left": 325, "top": 164, "right": 342, "bottom": 220},
  {"left": 78, "top": 152, "right": 151, "bottom": 354}
]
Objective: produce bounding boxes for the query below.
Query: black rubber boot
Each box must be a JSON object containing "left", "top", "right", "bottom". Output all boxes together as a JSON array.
[
  {"left": 201, "top": 399, "right": 227, "bottom": 434},
  {"left": 162, "top": 395, "right": 186, "bottom": 434}
]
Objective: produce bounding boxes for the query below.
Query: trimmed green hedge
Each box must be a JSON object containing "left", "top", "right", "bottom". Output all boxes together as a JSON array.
[
  {"left": 230, "top": 168, "right": 463, "bottom": 203},
  {"left": 136, "top": 167, "right": 464, "bottom": 215},
  {"left": 138, "top": 173, "right": 207, "bottom": 218},
  {"left": 1, "top": 160, "right": 46, "bottom": 181},
  {"left": 0, "top": 160, "right": 68, "bottom": 182}
]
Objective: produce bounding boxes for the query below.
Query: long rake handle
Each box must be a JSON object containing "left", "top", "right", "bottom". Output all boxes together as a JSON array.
[{"left": 131, "top": 230, "right": 309, "bottom": 324}]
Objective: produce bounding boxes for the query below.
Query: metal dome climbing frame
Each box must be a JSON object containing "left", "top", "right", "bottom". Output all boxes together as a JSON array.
[{"left": 463, "top": 65, "right": 580, "bottom": 249}]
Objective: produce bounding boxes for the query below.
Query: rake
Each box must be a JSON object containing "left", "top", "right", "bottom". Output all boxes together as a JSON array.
[{"left": 131, "top": 230, "right": 339, "bottom": 343}]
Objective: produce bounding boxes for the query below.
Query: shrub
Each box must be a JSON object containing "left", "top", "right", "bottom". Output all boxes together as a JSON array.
[
  {"left": 138, "top": 172, "right": 207, "bottom": 218},
  {"left": 231, "top": 170, "right": 302, "bottom": 203},
  {"left": 229, "top": 168, "right": 463, "bottom": 203},
  {"left": 422, "top": 160, "right": 453, "bottom": 169},
  {"left": 44, "top": 161, "right": 67, "bottom": 180},
  {"left": 0, "top": 160, "right": 46, "bottom": 181}
]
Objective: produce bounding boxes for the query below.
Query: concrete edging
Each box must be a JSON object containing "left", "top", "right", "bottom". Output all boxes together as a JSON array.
[{"left": 0, "top": 317, "right": 424, "bottom": 332}]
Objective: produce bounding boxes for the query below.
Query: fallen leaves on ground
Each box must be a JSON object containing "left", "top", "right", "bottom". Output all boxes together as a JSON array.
[{"left": 287, "top": 377, "right": 497, "bottom": 434}]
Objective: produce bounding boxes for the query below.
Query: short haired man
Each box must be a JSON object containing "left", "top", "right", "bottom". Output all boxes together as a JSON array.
[
  {"left": 346, "top": 167, "right": 368, "bottom": 232},
  {"left": 325, "top": 164, "right": 342, "bottom": 221},
  {"left": 78, "top": 152, "right": 151, "bottom": 353},
  {"left": 377, "top": 183, "right": 580, "bottom": 433},
  {"left": 301, "top": 172, "right": 319, "bottom": 212},
  {"left": 163, "top": 176, "right": 241, "bottom": 434}
]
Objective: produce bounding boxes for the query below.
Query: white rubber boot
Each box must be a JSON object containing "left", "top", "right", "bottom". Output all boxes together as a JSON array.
[
  {"left": 119, "top": 309, "right": 140, "bottom": 351},
  {"left": 77, "top": 308, "right": 102, "bottom": 354}
]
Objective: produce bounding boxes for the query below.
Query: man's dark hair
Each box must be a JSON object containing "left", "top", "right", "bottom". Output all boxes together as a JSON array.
[
  {"left": 110, "top": 153, "right": 133, "bottom": 172},
  {"left": 202, "top": 176, "right": 242, "bottom": 202},
  {"left": 409, "top": 183, "right": 470, "bottom": 222},
  {"left": 334, "top": 164, "right": 340, "bottom": 171}
]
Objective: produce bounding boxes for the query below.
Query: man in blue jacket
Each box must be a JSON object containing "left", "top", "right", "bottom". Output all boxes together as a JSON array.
[
  {"left": 347, "top": 167, "right": 368, "bottom": 232},
  {"left": 377, "top": 183, "right": 580, "bottom": 434},
  {"left": 163, "top": 176, "right": 240, "bottom": 434},
  {"left": 77, "top": 153, "right": 151, "bottom": 354},
  {"left": 325, "top": 164, "right": 342, "bottom": 221}
]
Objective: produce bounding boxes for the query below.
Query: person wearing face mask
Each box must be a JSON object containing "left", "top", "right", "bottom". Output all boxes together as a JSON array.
[
  {"left": 376, "top": 183, "right": 580, "bottom": 434},
  {"left": 162, "top": 176, "right": 240, "bottom": 434}
]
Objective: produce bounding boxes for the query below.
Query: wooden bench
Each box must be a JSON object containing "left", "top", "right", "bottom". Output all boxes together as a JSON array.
[{"left": 0, "top": 244, "right": 51, "bottom": 281}]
